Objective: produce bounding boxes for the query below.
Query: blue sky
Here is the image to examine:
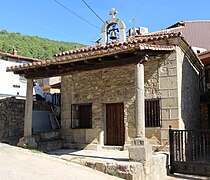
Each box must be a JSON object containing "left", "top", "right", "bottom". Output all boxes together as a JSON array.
[{"left": 0, "top": 0, "right": 210, "bottom": 45}]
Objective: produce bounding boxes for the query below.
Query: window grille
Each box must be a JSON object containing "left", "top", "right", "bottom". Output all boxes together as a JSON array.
[
  {"left": 145, "top": 99, "right": 161, "bottom": 127},
  {"left": 71, "top": 103, "right": 92, "bottom": 129}
]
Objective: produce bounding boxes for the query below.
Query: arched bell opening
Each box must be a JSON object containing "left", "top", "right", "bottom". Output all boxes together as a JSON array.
[{"left": 101, "top": 8, "right": 126, "bottom": 45}]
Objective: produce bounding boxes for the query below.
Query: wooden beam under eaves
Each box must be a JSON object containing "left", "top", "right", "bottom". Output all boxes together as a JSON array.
[{"left": 24, "top": 55, "right": 144, "bottom": 79}]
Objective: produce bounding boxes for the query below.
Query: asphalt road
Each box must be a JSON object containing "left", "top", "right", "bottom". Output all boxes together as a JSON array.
[{"left": 0, "top": 143, "right": 121, "bottom": 180}]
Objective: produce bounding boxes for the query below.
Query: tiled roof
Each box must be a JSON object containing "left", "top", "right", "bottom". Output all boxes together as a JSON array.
[
  {"left": 198, "top": 50, "right": 210, "bottom": 66},
  {"left": 55, "top": 33, "right": 179, "bottom": 58},
  {"left": 7, "top": 33, "right": 179, "bottom": 72},
  {"left": 151, "top": 20, "right": 210, "bottom": 50},
  {"left": 0, "top": 51, "right": 42, "bottom": 62},
  {"left": 167, "top": 20, "right": 210, "bottom": 29}
]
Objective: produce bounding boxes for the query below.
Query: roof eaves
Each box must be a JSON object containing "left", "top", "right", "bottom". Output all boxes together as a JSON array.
[
  {"left": 179, "top": 36, "right": 204, "bottom": 69},
  {"left": 7, "top": 43, "right": 175, "bottom": 73},
  {"left": 0, "top": 51, "right": 43, "bottom": 62},
  {"left": 198, "top": 50, "right": 210, "bottom": 56},
  {"left": 166, "top": 21, "right": 185, "bottom": 29}
]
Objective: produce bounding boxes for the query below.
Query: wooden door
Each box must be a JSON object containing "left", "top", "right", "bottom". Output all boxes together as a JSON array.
[{"left": 106, "top": 103, "right": 125, "bottom": 146}]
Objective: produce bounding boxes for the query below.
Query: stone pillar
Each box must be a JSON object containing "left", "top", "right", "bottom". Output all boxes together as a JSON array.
[
  {"left": 128, "top": 62, "right": 152, "bottom": 162},
  {"left": 135, "top": 63, "right": 145, "bottom": 138},
  {"left": 17, "top": 79, "right": 37, "bottom": 149}
]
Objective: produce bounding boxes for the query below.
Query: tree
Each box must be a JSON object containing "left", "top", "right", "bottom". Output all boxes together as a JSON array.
[{"left": 0, "top": 30, "right": 84, "bottom": 60}]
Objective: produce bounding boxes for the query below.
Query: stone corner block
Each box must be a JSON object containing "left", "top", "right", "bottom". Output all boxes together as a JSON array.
[
  {"left": 128, "top": 138, "right": 152, "bottom": 163},
  {"left": 17, "top": 136, "right": 37, "bottom": 149}
]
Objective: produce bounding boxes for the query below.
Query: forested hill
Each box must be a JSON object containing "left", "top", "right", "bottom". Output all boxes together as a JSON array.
[{"left": 0, "top": 30, "right": 85, "bottom": 60}]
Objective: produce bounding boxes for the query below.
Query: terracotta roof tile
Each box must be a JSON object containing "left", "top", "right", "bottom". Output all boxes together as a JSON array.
[
  {"left": 152, "top": 20, "right": 210, "bottom": 50},
  {"left": 0, "top": 51, "right": 42, "bottom": 62},
  {"left": 7, "top": 33, "right": 179, "bottom": 72},
  {"left": 54, "top": 32, "right": 179, "bottom": 58}
]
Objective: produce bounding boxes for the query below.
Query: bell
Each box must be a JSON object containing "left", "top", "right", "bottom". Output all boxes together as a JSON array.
[{"left": 110, "top": 30, "right": 117, "bottom": 40}]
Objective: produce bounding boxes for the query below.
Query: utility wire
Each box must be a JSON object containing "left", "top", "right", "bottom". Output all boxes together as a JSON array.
[
  {"left": 81, "top": 0, "right": 105, "bottom": 24},
  {"left": 54, "top": 0, "right": 100, "bottom": 30}
]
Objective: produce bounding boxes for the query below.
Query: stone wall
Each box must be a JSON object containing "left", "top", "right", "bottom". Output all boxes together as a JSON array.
[
  {"left": 61, "top": 57, "right": 168, "bottom": 147},
  {"left": 177, "top": 46, "right": 200, "bottom": 130},
  {"left": 61, "top": 65, "right": 136, "bottom": 146},
  {"left": 158, "top": 52, "right": 179, "bottom": 126},
  {"left": 61, "top": 49, "right": 201, "bottom": 148},
  {"left": 200, "top": 102, "right": 208, "bottom": 130},
  {"left": 157, "top": 47, "right": 200, "bottom": 143},
  {"left": 0, "top": 97, "right": 52, "bottom": 139}
]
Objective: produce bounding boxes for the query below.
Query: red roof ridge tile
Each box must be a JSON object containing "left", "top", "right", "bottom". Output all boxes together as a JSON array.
[
  {"left": 166, "top": 20, "right": 210, "bottom": 29},
  {"left": 54, "top": 32, "right": 180, "bottom": 59},
  {"left": 180, "top": 20, "right": 210, "bottom": 24}
]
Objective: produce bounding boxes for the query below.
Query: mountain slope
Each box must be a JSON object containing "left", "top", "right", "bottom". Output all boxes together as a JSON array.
[{"left": 0, "top": 30, "right": 84, "bottom": 60}]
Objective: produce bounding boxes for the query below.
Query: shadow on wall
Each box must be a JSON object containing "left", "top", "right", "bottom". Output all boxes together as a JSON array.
[{"left": 181, "top": 55, "right": 200, "bottom": 130}]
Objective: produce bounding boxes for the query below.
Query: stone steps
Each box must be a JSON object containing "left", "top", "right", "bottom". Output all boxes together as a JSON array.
[
  {"left": 37, "top": 139, "right": 63, "bottom": 152},
  {"left": 33, "top": 130, "right": 63, "bottom": 152},
  {"left": 51, "top": 149, "right": 169, "bottom": 180},
  {"left": 33, "top": 131, "right": 60, "bottom": 142}
]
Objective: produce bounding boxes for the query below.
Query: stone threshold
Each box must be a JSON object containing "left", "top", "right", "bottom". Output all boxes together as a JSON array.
[{"left": 102, "top": 146, "right": 124, "bottom": 151}]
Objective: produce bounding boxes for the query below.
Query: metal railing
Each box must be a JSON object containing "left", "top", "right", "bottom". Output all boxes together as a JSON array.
[
  {"left": 169, "top": 127, "right": 210, "bottom": 176},
  {"left": 169, "top": 128, "right": 210, "bottom": 162}
]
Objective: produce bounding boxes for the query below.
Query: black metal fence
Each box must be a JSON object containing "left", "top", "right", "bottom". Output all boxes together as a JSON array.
[{"left": 169, "top": 128, "right": 210, "bottom": 176}]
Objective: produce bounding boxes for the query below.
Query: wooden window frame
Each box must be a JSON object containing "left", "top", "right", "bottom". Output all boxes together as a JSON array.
[{"left": 71, "top": 103, "right": 92, "bottom": 129}]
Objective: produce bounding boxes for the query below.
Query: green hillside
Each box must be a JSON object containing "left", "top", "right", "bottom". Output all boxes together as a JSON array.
[{"left": 0, "top": 30, "right": 84, "bottom": 60}]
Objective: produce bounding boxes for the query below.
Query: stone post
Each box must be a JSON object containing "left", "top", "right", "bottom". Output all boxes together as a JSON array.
[
  {"left": 128, "top": 62, "right": 152, "bottom": 162},
  {"left": 135, "top": 63, "right": 145, "bottom": 138},
  {"left": 17, "top": 79, "right": 37, "bottom": 149},
  {"left": 99, "top": 130, "right": 104, "bottom": 145}
]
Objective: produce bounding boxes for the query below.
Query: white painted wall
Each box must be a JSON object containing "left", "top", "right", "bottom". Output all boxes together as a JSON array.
[{"left": 0, "top": 60, "right": 27, "bottom": 98}]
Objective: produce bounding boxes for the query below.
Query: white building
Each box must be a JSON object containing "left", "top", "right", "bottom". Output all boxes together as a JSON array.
[
  {"left": 0, "top": 60, "right": 27, "bottom": 98},
  {"left": 0, "top": 51, "right": 42, "bottom": 99}
]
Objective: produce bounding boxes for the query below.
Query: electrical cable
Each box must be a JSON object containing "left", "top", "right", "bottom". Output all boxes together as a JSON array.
[
  {"left": 54, "top": 0, "right": 100, "bottom": 30},
  {"left": 81, "top": 0, "right": 105, "bottom": 24}
]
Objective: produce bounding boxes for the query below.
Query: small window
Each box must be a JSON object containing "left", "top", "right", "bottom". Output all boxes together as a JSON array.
[
  {"left": 145, "top": 99, "right": 161, "bottom": 127},
  {"left": 71, "top": 103, "right": 92, "bottom": 129}
]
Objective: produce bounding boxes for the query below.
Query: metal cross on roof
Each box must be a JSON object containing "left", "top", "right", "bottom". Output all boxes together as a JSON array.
[{"left": 109, "top": 8, "right": 118, "bottom": 18}]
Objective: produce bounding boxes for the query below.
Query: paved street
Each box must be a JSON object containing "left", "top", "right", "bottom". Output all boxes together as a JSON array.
[
  {"left": 0, "top": 142, "right": 209, "bottom": 180},
  {"left": 0, "top": 143, "right": 121, "bottom": 180}
]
